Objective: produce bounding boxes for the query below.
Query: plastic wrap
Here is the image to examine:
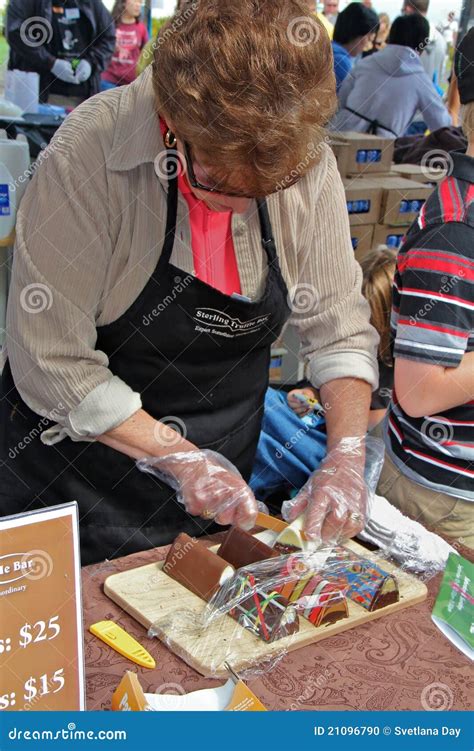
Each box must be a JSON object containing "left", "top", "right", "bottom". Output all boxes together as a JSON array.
[
  {"left": 137, "top": 449, "right": 258, "bottom": 529},
  {"left": 146, "top": 519, "right": 408, "bottom": 678},
  {"left": 282, "top": 435, "right": 385, "bottom": 545},
  {"left": 359, "top": 493, "right": 457, "bottom": 580}
]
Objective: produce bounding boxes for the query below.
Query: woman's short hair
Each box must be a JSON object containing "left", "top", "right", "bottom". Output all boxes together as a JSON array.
[
  {"left": 388, "top": 14, "right": 430, "bottom": 51},
  {"left": 360, "top": 248, "right": 397, "bottom": 366},
  {"left": 333, "top": 2, "right": 379, "bottom": 45},
  {"left": 152, "top": 0, "right": 336, "bottom": 197}
]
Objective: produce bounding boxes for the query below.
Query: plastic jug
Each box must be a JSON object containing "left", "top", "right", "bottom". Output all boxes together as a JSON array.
[
  {"left": 0, "top": 163, "right": 17, "bottom": 242},
  {"left": 0, "top": 131, "right": 31, "bottom": 207}
]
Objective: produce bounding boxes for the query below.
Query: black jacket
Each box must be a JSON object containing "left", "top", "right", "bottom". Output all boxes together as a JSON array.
[{"left": 6, "top": 0, "right": 115, "bottom": 101}]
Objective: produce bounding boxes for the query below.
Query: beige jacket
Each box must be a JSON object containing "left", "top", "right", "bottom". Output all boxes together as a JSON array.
[{"left": 6, "top": 66, "right": 378, "bottom": 444}]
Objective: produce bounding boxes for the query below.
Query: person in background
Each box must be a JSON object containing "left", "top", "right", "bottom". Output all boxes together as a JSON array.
[
  {"left": 437, "top": 11, "right": 458, "bottom": 52},
  {"left": 330, "top": 15, "right": 451, "bottom": 137},
  {"left": 331, "top": 2, "right": 379, "bottom": 92},
  {"left": 402, "top": 0, "right": 447, "bottom": 88},
  {"left": 101, "top": 0, "right": 149, "bottom": 90},
  {"left": 6, "top": 0, "right": 115, "bottom": 108},
  {"left": 249, "top": 248, "right": 396, "bottom": 501},
  {"left": 375, "top": 12, "right": 391, "bottom": 50},
  {"left": 323, "top": 0, "right": 339, "bottom": 27},
  {"left": 378, "top": 29, "right": 474, "bottom": 548},
  {"left": 362, "top": 12, "right": 390, "bottom": 57},
  {"left": 306, "top": 0, "right": 334, "bottom": 39},
  {"left": 359, "top": 249, "right": 396, "bottom": 429},
  {"left": 447, "top": 69, "right": 461, "bottom": 127}
]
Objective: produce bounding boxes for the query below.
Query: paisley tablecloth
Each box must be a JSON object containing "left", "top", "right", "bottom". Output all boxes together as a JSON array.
[{"left": 82, "top": 537, "right": 473, "bottom": 712}]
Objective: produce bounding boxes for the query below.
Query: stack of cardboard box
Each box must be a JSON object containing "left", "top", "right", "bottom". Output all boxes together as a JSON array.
[{"left": 331, "top": 132, "right": 439, "bottom": 262}]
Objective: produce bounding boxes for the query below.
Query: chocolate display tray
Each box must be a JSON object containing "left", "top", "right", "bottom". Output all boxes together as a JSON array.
[{"left": 104, "top": 538, "right": 427, "bottom": 678}]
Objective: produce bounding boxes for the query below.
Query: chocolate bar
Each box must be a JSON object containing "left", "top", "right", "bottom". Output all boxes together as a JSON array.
[
  {"left": 273, "top": 542, "right": 300, "bottom": 556},
  {"left": 228, "top": 573, "right": 299, "bottom": 643},
  {"left": 218, "top": 527, "right": 278, "bottom": 569},
  {"left": 163, "top": 533, "right": 234, "bottom": 602},
  {"left": 276, "top": 559, "right": 348, "bottom": 626},
  {"left": 325, "top": 546, "right": 399, "bottom": 611}
]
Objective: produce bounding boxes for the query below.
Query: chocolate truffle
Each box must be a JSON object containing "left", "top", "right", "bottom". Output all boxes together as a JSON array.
[
  {"left": 163, "top": 533, "right": 234, "bottom": 602},
  {"left": 218, "top": 526, "right": 278, "bottom": 569},
  {"left": 325, "top": 546, "right": 399, "bottom": 611},
  {"left": 228, "top": 573, "right": 299, "bottom": 643}
]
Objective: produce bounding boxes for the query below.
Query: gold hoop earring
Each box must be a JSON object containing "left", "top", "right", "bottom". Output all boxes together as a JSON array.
[{"left": 164, "top": 129, "right": 177, "bottom": 148}]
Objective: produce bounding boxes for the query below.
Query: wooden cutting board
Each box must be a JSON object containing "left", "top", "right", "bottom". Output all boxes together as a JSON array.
[{"left": 104, "top": 539, "right": 427, "bottom": 678}]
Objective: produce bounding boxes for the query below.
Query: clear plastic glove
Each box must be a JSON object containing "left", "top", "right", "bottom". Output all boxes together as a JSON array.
[
  {"left": 51, "top": 59, "right": 77, "bottom": 84},
  {"left": 75, "top": 59, "right": 92, "bottom": 83},
  {"left": 137, "top": 450, "right": 258, "bottom": 530},
  {"left": 281, "top": 436, "right": 369, "bottom": 544}
]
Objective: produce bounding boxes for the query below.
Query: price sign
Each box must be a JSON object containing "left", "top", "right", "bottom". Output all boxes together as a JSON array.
[{"left": 0, "top": 503, "right": 84, "bottom": 710}]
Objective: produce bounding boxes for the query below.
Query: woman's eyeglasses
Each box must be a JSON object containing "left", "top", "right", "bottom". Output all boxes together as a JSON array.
[{"left": 181, "top": 141, "right": 302, "bottom": 199}]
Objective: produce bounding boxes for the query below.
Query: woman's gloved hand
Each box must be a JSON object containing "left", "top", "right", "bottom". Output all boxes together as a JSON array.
[
  {"left": 137, "top": 450, "right": 258, "bottom": 530},
  {"left": 281, "top": 436, "right": 368, "bottom": 544},
  {"left": 51, "top": 59, "right": 77, "bottom": 84},
  {"left": 75, "top": 59, "right": 92, "bottom": 83}
]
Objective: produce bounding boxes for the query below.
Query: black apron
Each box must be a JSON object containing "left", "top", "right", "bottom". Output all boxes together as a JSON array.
[{"left": 0, "top": 151, "right": 291, "bottom": 565}]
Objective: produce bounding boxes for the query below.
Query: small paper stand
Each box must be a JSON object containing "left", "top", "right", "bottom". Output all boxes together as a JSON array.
[{"left": 0, "top": 503, "right": 85, "bottom": 710}]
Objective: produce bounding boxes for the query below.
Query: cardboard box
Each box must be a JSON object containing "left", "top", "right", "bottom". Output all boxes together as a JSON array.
[
  {"left": 372, "top": 224, "right": 407, "bottom": 250},
  {"left": 391, "top": 163, "right": 445, "bottom": 185},
  {"left": 350, "top": 224, "right": 375, "bottom": 262},
  {"left": 112, "top": 670, "right": 267, "bottom": 712},
  {"left": 369, "top": 176, "right": 434, "bottom": 226},
  {"left": 269, "top": 348, "right": 286, "bottom": 383},
  {"left": 344, "top": 178, "right": 383, "bottom": 226},
  {"left": 347, "top": 170, "right": 396, "bottom": 179},
  {"left": 331, "top": 132, "right": 394, "bottom": 176}
]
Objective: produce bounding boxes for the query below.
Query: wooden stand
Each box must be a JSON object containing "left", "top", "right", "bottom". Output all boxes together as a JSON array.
[{"left": 104, "top": 539, "right": 427, "bottom": 678}]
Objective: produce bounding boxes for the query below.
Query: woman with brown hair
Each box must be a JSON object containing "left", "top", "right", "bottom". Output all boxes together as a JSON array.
[{"left": 1, "top": 0, "right": 378, "bottom": 564}]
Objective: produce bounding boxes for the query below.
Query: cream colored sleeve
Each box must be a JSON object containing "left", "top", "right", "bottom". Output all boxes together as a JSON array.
[
  {"left": 289, "top": 146, "right": 380, "bottom": 389},
  {"left": 6, "top": 109, "right": 142, "bottom": 443}
]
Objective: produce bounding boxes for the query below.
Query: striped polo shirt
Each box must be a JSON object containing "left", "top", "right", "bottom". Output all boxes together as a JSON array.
[{"left": 385, "top": 152, "right": 474, "bottom": 502}]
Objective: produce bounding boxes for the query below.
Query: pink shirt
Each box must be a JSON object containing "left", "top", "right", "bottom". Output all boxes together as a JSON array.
[
  {"left": 102, "top": 21, "right": 148, "bottom": 86},
  {"left": 159, "top": 119, "right": 241, "bottom": 296}
]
